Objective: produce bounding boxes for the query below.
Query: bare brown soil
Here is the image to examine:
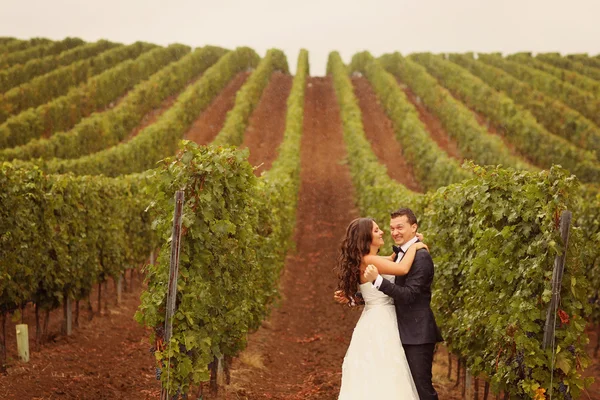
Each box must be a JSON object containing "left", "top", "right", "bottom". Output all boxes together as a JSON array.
[
  {"left": 432, "top": 326, "right": 600, "bottom": 400},
  {"left": 224, "top": 76, "right": 361, "bottom": 399},
  {"left": 397, "top": 81, "right": 463, "bottom": 161},
  {"left": 584, "top": 325, "right": 600, "bottom": 398},
  {"left": 241, "top": 71, "right": 293, "bottom": 175},
  {"left": 352, "top": 76, "right": 423, "bottom": 192},
  {"left": 0, "top": 272, "right": 160, "bottom": 399},
  {"left": 419, "top": 75, "right": 538, "bottom": 169},
  {"left": 184, "top": 72, "right": 250, "bottom": 145},
  {"left": 125, "top": 76, "right": 204, "bottom": 142}
]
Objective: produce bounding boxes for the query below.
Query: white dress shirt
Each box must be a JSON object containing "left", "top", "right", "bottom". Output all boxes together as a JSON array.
[{"left": 373, "top": 236, "right": 419, "bottom": 289}]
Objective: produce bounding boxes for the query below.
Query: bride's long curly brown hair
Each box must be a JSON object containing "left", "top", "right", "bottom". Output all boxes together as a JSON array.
[{"left": 335, "top": 217, "right": 375, "bottom": 302}]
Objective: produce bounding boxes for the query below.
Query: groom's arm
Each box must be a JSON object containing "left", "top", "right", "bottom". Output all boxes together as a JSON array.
[{"left": 375, "top": 250, "right": 432, "bottom": 305}]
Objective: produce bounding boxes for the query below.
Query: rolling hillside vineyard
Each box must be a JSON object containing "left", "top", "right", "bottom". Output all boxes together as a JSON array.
[{"left": 0, "top": 37, "right": 599, "bottom": 399}]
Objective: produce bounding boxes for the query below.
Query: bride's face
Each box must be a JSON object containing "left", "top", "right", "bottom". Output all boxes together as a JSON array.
[{"left": 371, "top": 222, "right": 384, "bottom": 247}]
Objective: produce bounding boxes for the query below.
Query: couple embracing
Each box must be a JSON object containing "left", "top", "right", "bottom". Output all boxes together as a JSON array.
[{"left": 334, "top": 208, "right": 443, "bottom": 399}]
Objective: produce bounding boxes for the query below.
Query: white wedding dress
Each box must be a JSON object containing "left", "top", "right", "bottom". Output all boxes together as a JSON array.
[{"left": 338, "top": 274, "right": 420, "bottom": 399}]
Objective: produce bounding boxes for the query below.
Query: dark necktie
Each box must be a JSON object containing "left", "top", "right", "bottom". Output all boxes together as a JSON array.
[{"left": 392, "top": 245, "right": 405, "bottom": 255}]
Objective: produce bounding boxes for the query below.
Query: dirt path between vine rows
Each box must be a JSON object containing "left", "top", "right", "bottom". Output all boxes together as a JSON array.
[
  {"left": 241, "top": 71, "right": 293, "bottom": 175},
  {"left": 352, "top": 76, "right": 422, "bottom": 192},
  {"left": 417, "top": 74, "right": 539, "bottom": 169},
  {"left": 184, "top": 72, "right": 249, "bottom": 145},
  {"left": 218, "top": 76, "right": 482, "bottom": 400},
  {"left": 397, "top": 81, "right": 463, "bottom": 161},
  {"left": 125, "top": 75, "right": 205, "bottom": 142},
  {"left": 225, "top": 76, "right": 361, "bottom": 399}
]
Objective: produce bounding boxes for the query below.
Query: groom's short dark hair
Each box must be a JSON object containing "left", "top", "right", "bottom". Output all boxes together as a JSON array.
[{"left": 390, "top": 208, "right": 417, "bottom": 226}]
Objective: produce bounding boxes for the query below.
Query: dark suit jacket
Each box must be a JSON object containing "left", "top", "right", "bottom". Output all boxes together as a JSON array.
[{"left": 379, "top": 248, "right": 443, "bottom": 345}]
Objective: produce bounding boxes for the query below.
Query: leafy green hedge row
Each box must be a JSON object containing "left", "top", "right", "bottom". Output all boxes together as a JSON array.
[
  {"left": 212, "top": 49, "right": 289, "bottom": 146},
  {"left": 508, "top": 53, "right": 600, "bottom": 97},
  {"left": 348, "top": 51, "right": 470, "bottom": 191},
  {"left": 328, "top": 51, "right": 423, "bottom": 251},
  {"left": 0, "top": 41, "right": 157, "bottom": 124},
  {"left": 450, "top": 52, "right": 600, "bottom": 334},
  {"left": 0, "top": 38, "right": 52, "bottom": 58},
  {"left": 479, "top": 53, "right": 600, "bottom": 128},
  {"left": 0, "top": 46, "right": 225, "bottom": 162},
  {"left": 413, "top": 53, "right": 600, "bottom": 183},
  {"left": 254, "top": 49, "right": 308, "bottom": 317},
  {"left": 0, "top": 162, "right": 155, "bottom": 313},
  {"left": 0, "top": 43, "right": 187, "bottom": 150},
  {"left": 446, "top": 56, "right": 600, "bottom": 328},
  {"left": 331, "top": 50, "right": 591, "bottom": 399},
  {"left": 136, "top": 50, "right": 308, "bottom": 395},
  {"left": 576, "top": 186, "right": 600, "bottom": 325},
  {"left": 0, "top": 37, "right": 85, "bottom": 69},
  {"left": 0, "top": 40, "right": 120, "bottom": 93},
  {"left": 0, "top": 47, "right": 299, "bottom": 394},
  {"left": 449, "top": 53, "right": 600, "bottom": 161},
  {"left": 136, "top": 145, "right": 262, "bottom": 392},
  {"left": 379, "top": 53, "right": 529, "bottom": 171},
  {"left": 423, "top": 165, "right": 591, "bottom": 399},
  {"left": 36, "top": 47, "right": 259, "bottom": 176},
  {"left": 0, "top": 45, "right": 267, "bottom": 358},
  {"left": 535, "top": 53, "right": 600, "bottom": 82},
  {"left": 0, "top": 38, "right": 17, "bottom": 46},
  {"left": 567, "top": 54, "right": 600, "bottom": 70}
]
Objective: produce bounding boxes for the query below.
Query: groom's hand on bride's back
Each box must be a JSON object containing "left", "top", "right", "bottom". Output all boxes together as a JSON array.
[
  {"left": 334, "top": 290, "right": 364, "bottom": 307},
  {"left": 334, "top": 290, "right": 349, "bottom": 304}
]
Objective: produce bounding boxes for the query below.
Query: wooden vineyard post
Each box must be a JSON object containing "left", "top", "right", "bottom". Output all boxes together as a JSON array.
[
  {"left": 129, "top": 268, "right": 135, "bottom": 292},
  {"left": 116, "top": 274, "right": 123, "bottom": 305},
  {"left": 224, "top": 354, "right": 232, "bottom": 384},
  {"left": 75, "top": 300, "right": 80, "bottom": 328},
  {"left": 97, "top": 282, "right": 102, "bottom": 315},
  {"left": 217, "top": 354, "right": 225, "bottom": 386},
  {"left": 160, "top": 190, "right": 185, "bottom": 400},
  {"left": 16, "top": 324, "right": 29, "bottom": 362},
  {"left": 210, "top": 357, "right": 218, "bottom": 395},
  {"left": 35, "top": 304, "right": 41, "bottom": 348},
  {"left": 63, "top": 293, "right": 72, "bottom": 336},
  {"left": 43, "top": 310, "right": 50, "bottom": 341},
  {"left": 122, "top": 270, "right": 128, "bottom": 292},
  {"left": 86, "top": 296, "right": 93, "bottom": 321},
  {"left": 543, "top": 210, "right": 572, "bottom": 350},
  {"left": 464, "top": 368, "right": 471, "bottom": 399},
  {"left": 0, "top": 313, "right": 6, "bottom": 372},
  {"left": 454, "top": 358, "right": 462, "bottom": 388},
  {"left": 596, "top": 325, "right": 600, "bottom": 357}
]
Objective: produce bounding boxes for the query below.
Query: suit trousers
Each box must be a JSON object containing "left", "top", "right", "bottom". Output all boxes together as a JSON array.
[{"left": 403, "top": 343, "right": 438, "bottom": 400}]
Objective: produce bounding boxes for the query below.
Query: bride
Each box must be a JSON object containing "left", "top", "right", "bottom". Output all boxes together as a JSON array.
[{"left": 335, "top": 217, "right": 426, "bottom": 399}]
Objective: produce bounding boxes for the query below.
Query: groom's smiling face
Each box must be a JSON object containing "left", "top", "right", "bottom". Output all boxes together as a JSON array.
[{"left": 390, "top": 215, "right": 417, "bottom": 246}]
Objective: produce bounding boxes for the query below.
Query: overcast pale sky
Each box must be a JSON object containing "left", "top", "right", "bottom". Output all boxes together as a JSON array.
[{"left": 2, "top": 0, "right": 599, "bottom": 75}]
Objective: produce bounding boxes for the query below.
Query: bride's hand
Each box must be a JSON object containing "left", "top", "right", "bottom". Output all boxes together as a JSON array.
[
  {"left": 416, "top": 232, "right": 424, "bottom": 242},
  {"left": 364, "top": 264, "right": 378, "bottom": 282},
  {"left": 414, "top": 242, "right": 429, "bottom": 252}
]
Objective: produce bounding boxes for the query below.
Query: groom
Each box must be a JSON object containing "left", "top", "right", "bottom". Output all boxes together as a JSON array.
[{"left": 365, "top": 207, "right": 443, "bottom": 400}]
